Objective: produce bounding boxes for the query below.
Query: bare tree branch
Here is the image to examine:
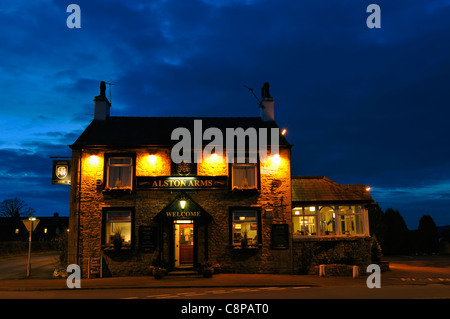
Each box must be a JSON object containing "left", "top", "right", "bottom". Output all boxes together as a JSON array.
[{"left": 0, "top": 198, "right": 35, "bottom": 218}]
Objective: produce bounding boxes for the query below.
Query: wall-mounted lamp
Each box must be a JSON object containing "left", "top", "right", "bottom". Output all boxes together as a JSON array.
[
  {"left": 281, "top": 129, "right": 287, "bottom": 136},
  {"left": 87, "top": 155, "right": 100, "bottom": 166},
  {"left": 179, "top": 193, "right": 187, "bottom": 210},
  {"left": 148, "top": 154, "right": 157, "bottom": 164}
]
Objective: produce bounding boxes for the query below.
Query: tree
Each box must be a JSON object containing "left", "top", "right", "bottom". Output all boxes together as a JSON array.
[
  {"left": 416, "top": 215, "right": 439, "bottom": 254},
  {"left": 0, "top": 198, "right": 35, "bottom": 218},
  {"left": 383, "top": 208, "right": 410, "bottom": 255},
  {"left": 368, "top": 203, "right": 387, "bottom": 248}
]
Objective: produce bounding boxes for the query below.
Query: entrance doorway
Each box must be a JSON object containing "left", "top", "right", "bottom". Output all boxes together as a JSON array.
[{"left": 174, "top": 220, "right": 194, "bottom": 267}]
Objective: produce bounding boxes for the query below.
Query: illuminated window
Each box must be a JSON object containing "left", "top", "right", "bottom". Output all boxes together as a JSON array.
[
  {"left": 292, "top": 205, "right": 367, "bottom": 237},
  {"left": 230, "top": 209, "right": 261, "bottom": 247},
  {"left": 231, "top": 164, "right": 257, "bottom": 190},
  {"left": 293, "top": 207, "right": 317, "bottom": 236},
  {"left": 338, "top": 206, "right": 364, "bottom": 235},
  {"left": 319, "top": 206, "right": 336, "bottom": 235},
  {"left": 103, "top": 210, "right": 133, "bottom": 247},
  {"left": 106, "top": 156, "right": 133, "bottom": 189}
]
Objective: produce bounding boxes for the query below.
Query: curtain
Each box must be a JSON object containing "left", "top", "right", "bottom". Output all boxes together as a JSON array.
[{"left": 232, "top": 164, "right": 256, "bottom": 188}]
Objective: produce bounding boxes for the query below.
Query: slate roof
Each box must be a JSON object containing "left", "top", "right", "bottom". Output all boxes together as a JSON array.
[
  {"left": 291, "top": 176, "right": 374, "bottom": 205},
  {"left": 70, "top": 116, "right": 290, "bottom": 149}
]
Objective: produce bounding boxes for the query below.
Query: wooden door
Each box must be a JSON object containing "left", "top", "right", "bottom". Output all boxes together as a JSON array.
[{"left": 179, "top": 224, "right": 193, "bottom": 264}]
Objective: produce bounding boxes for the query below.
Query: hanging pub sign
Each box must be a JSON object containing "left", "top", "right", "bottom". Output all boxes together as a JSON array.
[
  {"left": 52, "top": 160, "right": 72, "bottom": 185},
  {"left": 137, "top": 176, "right": 227, "bottom": 190}
]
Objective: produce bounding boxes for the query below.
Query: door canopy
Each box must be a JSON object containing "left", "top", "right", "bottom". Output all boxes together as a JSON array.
[{"left": 154, "top": 192, "right": 212, "bottom": 224}]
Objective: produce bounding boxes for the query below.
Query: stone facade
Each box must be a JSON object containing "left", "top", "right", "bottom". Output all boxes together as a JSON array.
[{"left": 68, "top": 147, "right": 292, "bottom": 278}]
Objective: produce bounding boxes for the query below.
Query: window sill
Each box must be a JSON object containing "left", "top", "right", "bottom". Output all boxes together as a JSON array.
[
  {"left": 293, "top": 235, "right": 369, "bottom": 242},
  {"left": 231, "top": 187, "right": 260, "bottom": 195},
  {"left": 102, "top": 188, "right": 133, "bottom": 196},
  {"left": 231, "top": 244, "right": 261, "bottom": 250}
]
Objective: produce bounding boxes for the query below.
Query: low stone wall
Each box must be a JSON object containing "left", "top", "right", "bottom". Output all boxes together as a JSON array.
[
  {"left": 100, "top": 250, "right": 156, "bottom": 277},
  {"left": 292, "top": 236, "right": 372, "bottom": 275}
]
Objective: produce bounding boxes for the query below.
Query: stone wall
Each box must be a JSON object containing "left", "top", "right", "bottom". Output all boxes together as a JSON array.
[
  {"left": 68, "top": 147, "right": 293, "bottom": 278},
  {"left": 292, "top": 236, "right": 372, "bottom": 275}
]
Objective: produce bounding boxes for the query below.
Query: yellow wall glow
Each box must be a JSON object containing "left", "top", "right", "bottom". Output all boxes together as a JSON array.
[
  {"left": 148, "top": 155, "right": 157, "bottom": 164},
  {"left": 197, "top": 152, "right": 228, "bottom": 176},
  {"left": 136, "top": 151, "right": 170, "bottom": 176},
  {"left": 87, "top": 155, "right": 101, "bottom": 166}
]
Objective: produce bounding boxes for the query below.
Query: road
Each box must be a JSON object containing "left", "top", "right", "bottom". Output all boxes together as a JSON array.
[
  {"left": 0, "top": 254, "right": 449, "bottom": 301},
  {"left": 1, "top": 284, "right": 449, "bottom": 299},
  {"left": 0, "top": 254, "right": 57, "bottom": 279}
]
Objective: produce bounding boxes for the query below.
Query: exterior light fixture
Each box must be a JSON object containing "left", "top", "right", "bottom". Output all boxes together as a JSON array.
[
  {"left": 366, "top": 187, "right": 371, "bottom": 192},
  {"left": 271, "top": 154, "right": 281, "bottom": 165},
  {"left": 148, "top": 154, "right": 157, "bottom": 164},
  {"left": 87, "top": 155, "right": 100, "bottom": 166},
  {"left": 281, "top": 129, "right": 287, "bottom": 136},
  {"left": 179, "top": 194, "right": 187, "bottom": 210}
]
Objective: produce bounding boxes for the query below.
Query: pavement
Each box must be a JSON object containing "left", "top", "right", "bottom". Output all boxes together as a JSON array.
[{"left": 0, "top": 255, "right": 449, "bottom": 292}]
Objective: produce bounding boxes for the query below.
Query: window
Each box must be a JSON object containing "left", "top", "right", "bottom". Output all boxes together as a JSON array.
[
  {"left": 230, "top": 209, "right": 261, "bottom": 247},
  {"left": 339, "top": 206, "right": 364, "bottom": 235},
  {"left": 231, "top": 164, "right": 257, "bottom": 190},
  {"left": 106, "top": 156, "right": 133, "bottom": 189},
  {"left": 103, "top": 209, "right": 134, "bottom": 247},
  {"left": 293, "top": 207, "right": 317, "bottom": 236},
  {"left": 292, "top": 205, "right": 367, "bottom": 237},
  {"left": 319, "top": 206, "right": 336, "bottom": 235}
]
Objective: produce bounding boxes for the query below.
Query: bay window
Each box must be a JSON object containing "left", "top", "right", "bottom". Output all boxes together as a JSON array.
[
  {"left": 293, "top": 205, "right": 367, "bottom": 237},
  {"left": 293, "top": 207, "right": 317, "bottom": 236},
  {"left": 339, "top": 206, "right": 364, "bottom": 235},
  {"left": 319, "top": 206, "right": 336, "bottom": 235}
]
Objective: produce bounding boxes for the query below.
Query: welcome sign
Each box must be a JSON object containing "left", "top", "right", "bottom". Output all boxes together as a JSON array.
[{"left": 137, "top": 176, "right": 227, "bottom": 190}]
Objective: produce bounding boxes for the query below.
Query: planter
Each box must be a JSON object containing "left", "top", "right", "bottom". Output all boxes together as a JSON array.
[{"left": 102, "top": 188, "right": 132, "bottom": 197}]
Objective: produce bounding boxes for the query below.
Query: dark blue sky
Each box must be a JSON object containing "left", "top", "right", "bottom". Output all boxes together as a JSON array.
[{"left": 1, "top": 0, "right": 449, "bottom": 229}]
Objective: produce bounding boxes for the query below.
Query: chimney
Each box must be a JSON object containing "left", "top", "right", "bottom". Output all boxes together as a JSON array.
[
  {"left": 260, "top": 82, "right": 274, "bottom": 121},
  {"left": 94, "top": 81, "right": 111, "bottom": 120}
]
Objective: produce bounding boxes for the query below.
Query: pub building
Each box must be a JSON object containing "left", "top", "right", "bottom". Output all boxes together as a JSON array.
[{"left": 67, "top": 82, "right": 375, "bottom": 278}]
